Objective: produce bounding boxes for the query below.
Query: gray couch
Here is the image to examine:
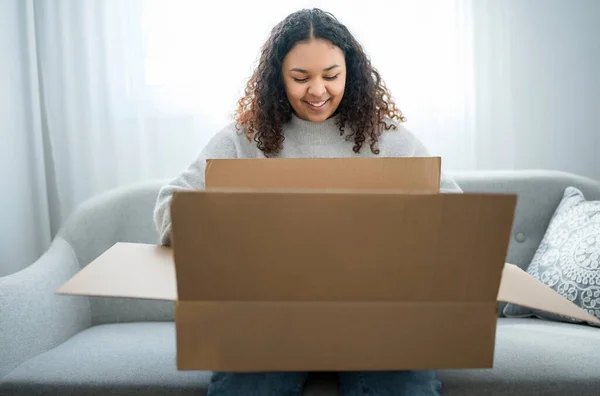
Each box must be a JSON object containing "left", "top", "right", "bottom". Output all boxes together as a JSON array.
[{"left": 2, "top": 170, "right": 600, "bottom": 396}]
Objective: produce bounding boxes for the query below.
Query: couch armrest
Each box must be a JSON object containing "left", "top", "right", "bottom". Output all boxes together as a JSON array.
[{"left": 0, "top": 237, "right": 91, "bottom": 378}]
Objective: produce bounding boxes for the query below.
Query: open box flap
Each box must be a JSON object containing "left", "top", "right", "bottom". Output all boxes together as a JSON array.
[
  {"left": 498, "top": 263, "right": 600, "bottom": 324},
  {"left": 56, "top": 242, "right": 176, "bottom": 301},
  {"left": 205, "top": 157, "right": 441, "bottom": 192},
  {"left": 55, "top": 198, "right": 600, "bottom": 327},
  {"left": 55, "top": 242, "right": 600, "bottom": 325}
]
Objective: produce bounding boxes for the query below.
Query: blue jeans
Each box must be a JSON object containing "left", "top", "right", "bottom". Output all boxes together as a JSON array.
[{"left": 207, "top": 370, "right": 442, "bottom": 396}]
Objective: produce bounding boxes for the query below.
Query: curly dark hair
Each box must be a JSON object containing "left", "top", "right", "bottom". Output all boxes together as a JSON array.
[{"left": 234, "top": 8, "right": 406, "bottom": 156}]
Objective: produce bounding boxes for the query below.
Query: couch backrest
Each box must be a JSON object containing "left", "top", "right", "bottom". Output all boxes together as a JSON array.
[
  {"left": 450, "top": 170, "right": 600, "bottom": 314},
  {"left": 60, "top": 171, "right": 600, "bottom": 324}
]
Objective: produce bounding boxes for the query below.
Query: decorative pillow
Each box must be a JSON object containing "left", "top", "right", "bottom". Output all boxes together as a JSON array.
[{"left": 503, "top": 186, "right": 600, "bottom": 326}]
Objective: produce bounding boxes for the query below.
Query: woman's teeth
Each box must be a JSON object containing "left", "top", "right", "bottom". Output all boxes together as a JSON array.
[{"left": 307, "top": 100, "right": 327, "bottom": 108}]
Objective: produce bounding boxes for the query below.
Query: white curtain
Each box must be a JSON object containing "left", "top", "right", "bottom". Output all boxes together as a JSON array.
[
  {"left": 2, "top": 0, "right": 476, "bottom": 275},
  {"left": 1, "top": 0, "right": 52, "bottom": 275}
]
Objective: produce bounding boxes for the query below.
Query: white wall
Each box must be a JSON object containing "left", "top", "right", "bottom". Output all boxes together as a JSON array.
[
  {"left": 0, "top": 0, "right": 51, "bottom": 276},
  {"left": 475, "top": 0, "right": 600, "bottom": 181}
]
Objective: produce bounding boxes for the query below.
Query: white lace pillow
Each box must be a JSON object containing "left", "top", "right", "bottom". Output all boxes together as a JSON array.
[{"left": 503, "top": 186, "right": 600, "bottom": 326}]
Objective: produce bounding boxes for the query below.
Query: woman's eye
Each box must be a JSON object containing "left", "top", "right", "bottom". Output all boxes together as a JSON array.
[{"left": 292, "top": 74, "right": 339, "bottom": 83}]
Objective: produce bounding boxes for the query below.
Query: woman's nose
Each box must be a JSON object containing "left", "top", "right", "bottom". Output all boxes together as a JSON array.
[{"left": 307, "top": 80, "right": 326, "bottom": 98}]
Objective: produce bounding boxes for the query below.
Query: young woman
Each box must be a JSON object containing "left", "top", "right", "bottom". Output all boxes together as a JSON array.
[{"left": 154, "top": 8, "right": 461, "bottom": 396}]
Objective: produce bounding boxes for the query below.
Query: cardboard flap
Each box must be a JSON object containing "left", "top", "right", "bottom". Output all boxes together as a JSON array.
[
  {"left": 56, "top": 243, "right": 176, "bottom": 301},
  {"left": 205, "top": 157, "right": 441, "bottom": 192},
  {"left": 498, "top": 263, "right": 600, "bottom": 325},
  {"left": 171, "top": 190, "right": 517, "bottom": 302}
]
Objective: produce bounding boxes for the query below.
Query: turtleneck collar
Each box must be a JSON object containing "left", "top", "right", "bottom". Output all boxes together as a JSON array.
[{"left": 285, "top": 112, "right": 346, "bottom": 145}]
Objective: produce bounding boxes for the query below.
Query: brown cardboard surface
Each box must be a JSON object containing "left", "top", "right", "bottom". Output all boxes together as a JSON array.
[
  {"left": 205, "top": 157, "right": 441, "bottom": 192},
  {"left": 171, "top": 191, "right": 515, "bottom": 303},
  {"left": 56, "top": 242, "right": 176, "bottom": 301},
  {"left": 176, "top": 301, "right": 497, "bottom": 371},
  {"left": 169, "top": 189, "right": 516, "bottom": 370}
]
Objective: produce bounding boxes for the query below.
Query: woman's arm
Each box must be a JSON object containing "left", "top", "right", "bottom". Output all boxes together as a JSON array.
[{"left": 153, "top": 126, "right": 238, "bottom": 245}]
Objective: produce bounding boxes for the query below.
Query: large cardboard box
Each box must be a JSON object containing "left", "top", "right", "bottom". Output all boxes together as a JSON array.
[{"left": 57, "top": 157, "right": 600, "bottom": 372}]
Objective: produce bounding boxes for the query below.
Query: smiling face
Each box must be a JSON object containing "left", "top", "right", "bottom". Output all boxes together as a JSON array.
[{"left": 282, "top": 38, "right": 346, "bottom": 122}]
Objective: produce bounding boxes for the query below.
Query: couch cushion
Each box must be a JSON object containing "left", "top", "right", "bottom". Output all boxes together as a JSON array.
[
  {"left": 0, "top": 322, "right": 336, "bottom": 396},
  {"left": 0, "top": 322, "right": 207, "bottom": 395},
  {"left": 3, "top": 319, "right": 599, "bottom": 396},
  {"left": 438, "top": 318, "right": 600, "bottom": 396}
]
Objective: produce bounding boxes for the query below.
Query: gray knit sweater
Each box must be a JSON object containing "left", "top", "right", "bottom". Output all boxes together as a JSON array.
[{"left": 153, "top": 114, "right": 463, "bottom": 245}]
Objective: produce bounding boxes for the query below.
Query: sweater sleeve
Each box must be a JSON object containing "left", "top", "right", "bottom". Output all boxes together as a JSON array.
[{"left": 153, "top": 126, "right": 238, "bottom": 246}]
